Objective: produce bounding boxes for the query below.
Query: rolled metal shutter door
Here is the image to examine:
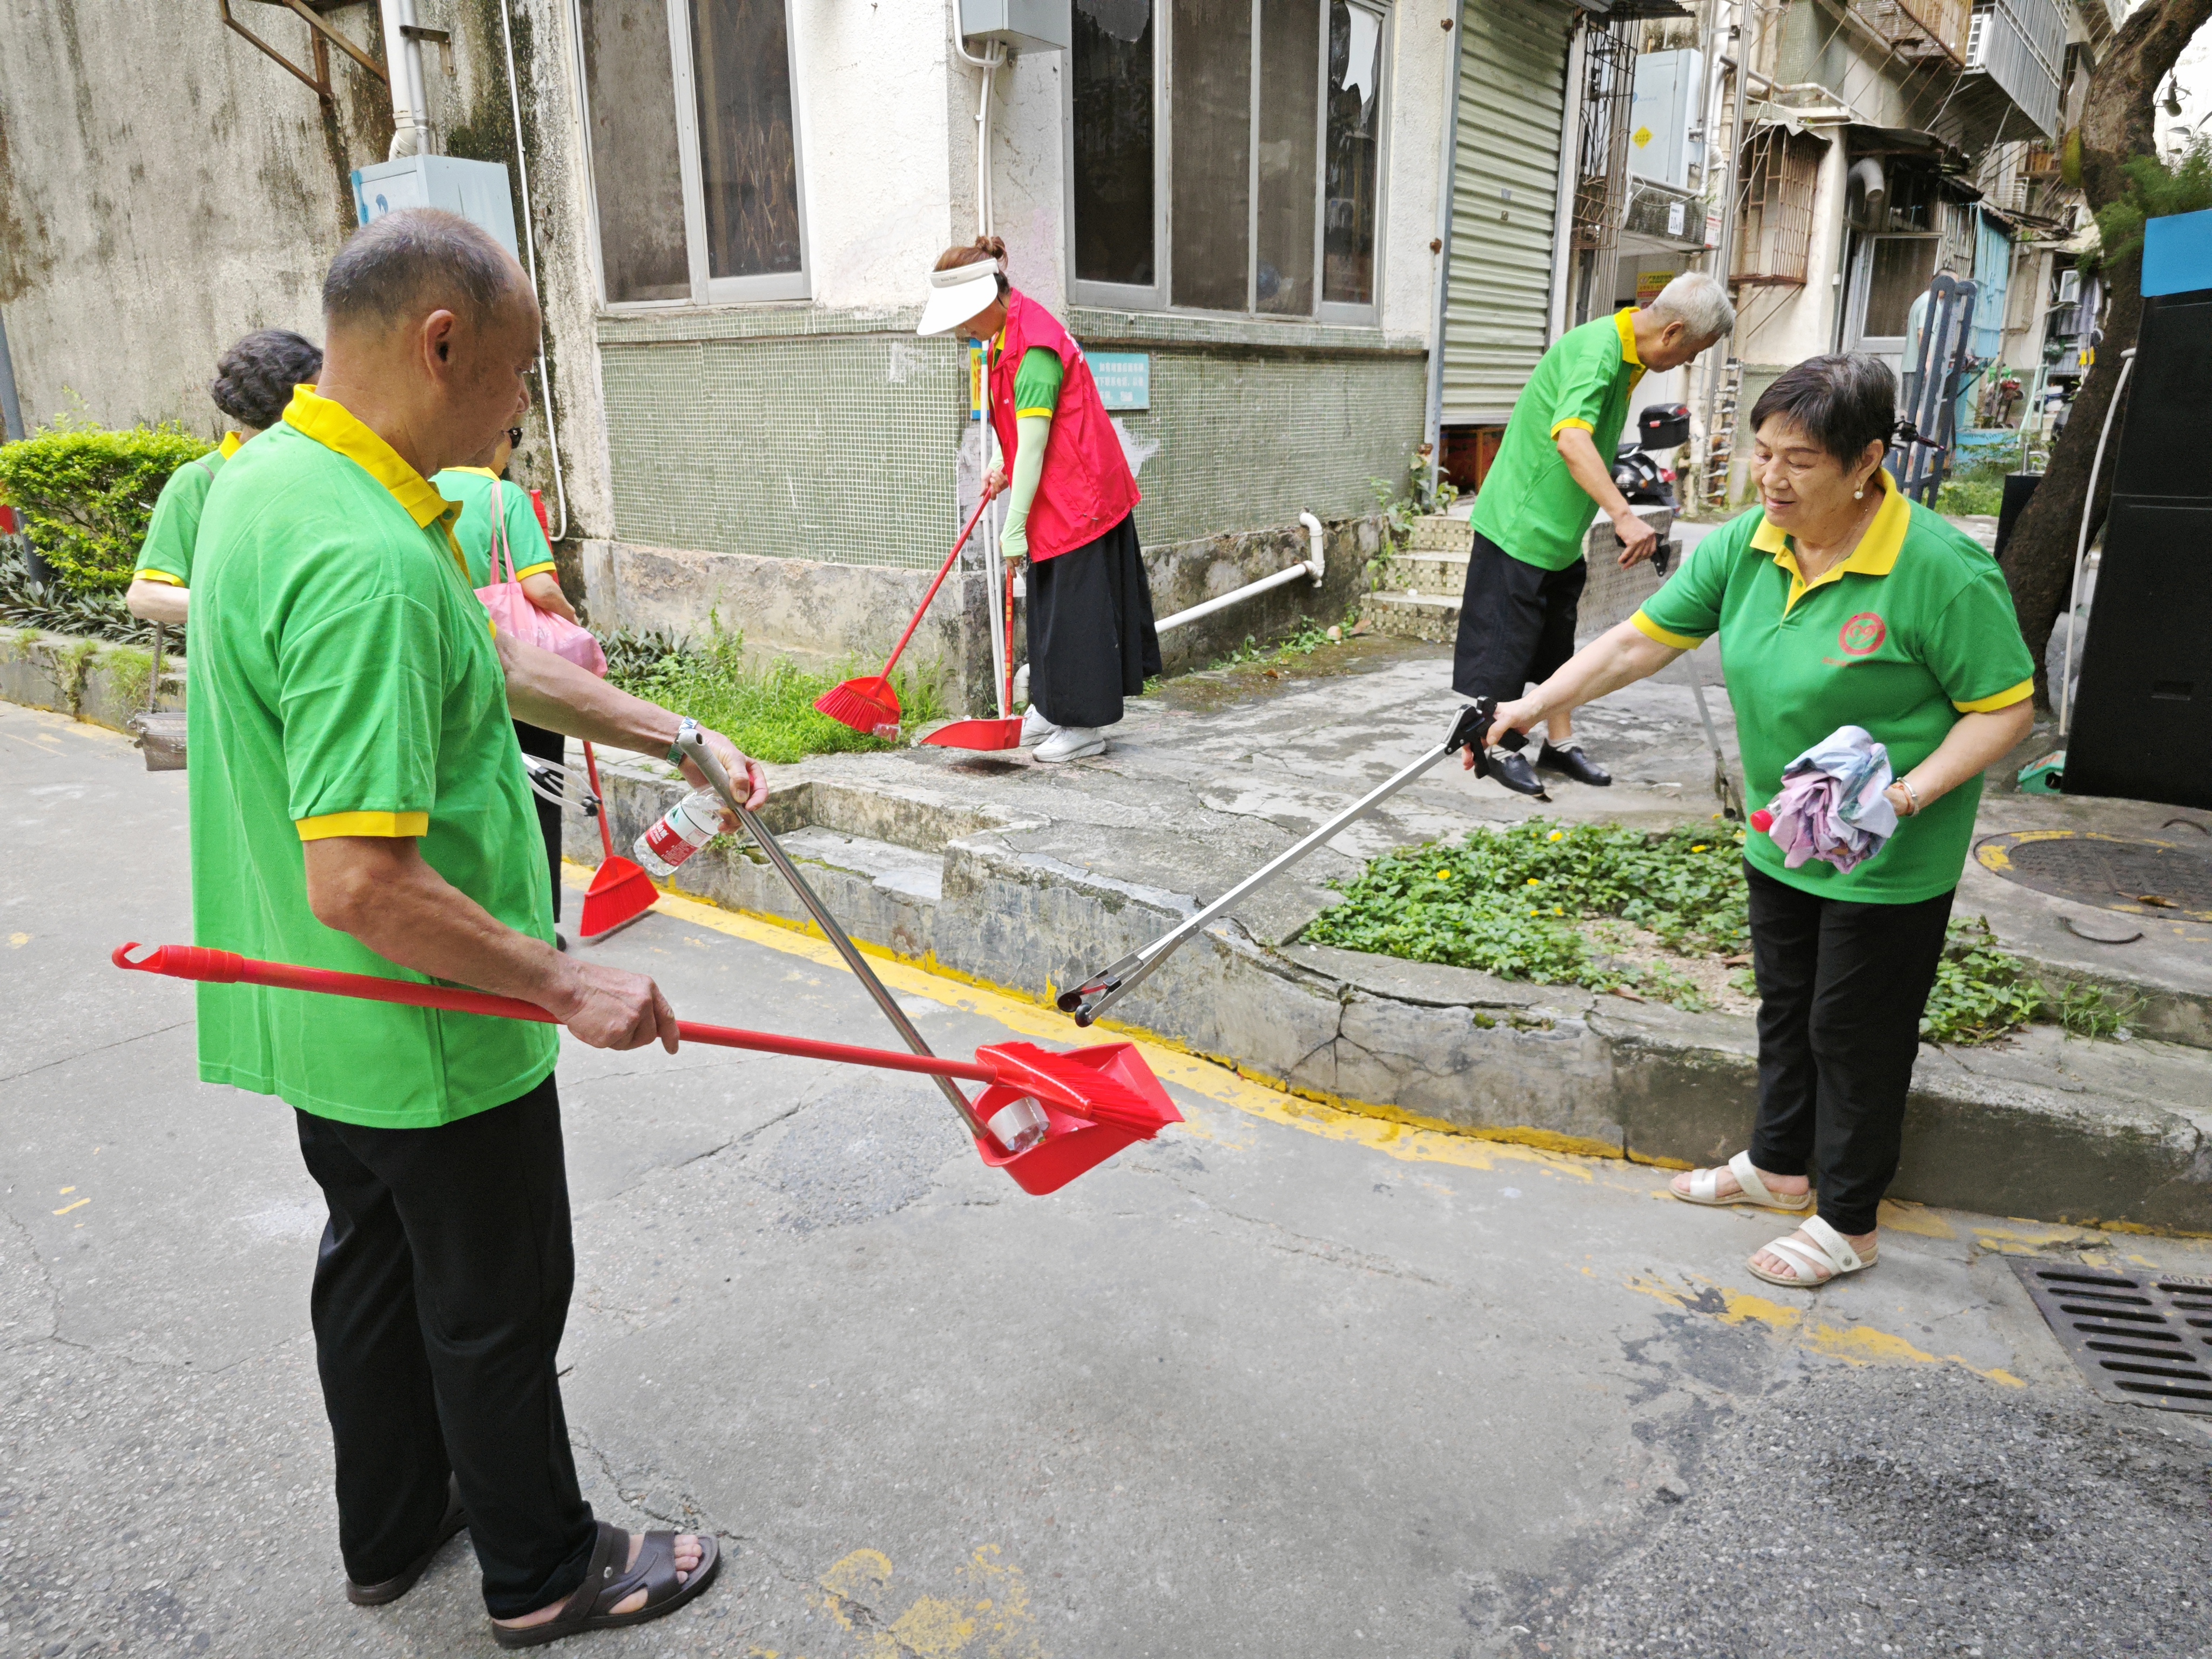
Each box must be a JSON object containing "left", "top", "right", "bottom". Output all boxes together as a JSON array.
[{"left": 1441, "top": 0, "right": 1575, "bottom": 427}]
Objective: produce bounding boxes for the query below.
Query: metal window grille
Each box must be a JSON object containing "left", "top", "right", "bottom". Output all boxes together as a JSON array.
[
  {"left": 1732, "top": 126, "right": 1822, "bottom": 286},
  {"left": 1570, "top": 20, "right": 1637, "bottom": 255},
  {"left": 1849, "top": 0, "right": 1971, "bottom": 66}
]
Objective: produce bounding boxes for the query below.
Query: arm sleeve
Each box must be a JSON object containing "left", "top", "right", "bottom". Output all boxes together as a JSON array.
[
  {"left": 283, "top": 594, "right": 445, "bottom": 839},
  {"left": 1921, "top": 565, "right": 2038, "bottom": 712},
  {"left": 1547, "top": 334, "right": 1620, "bottom": 440},
  {"left": 134, "top": 462, "right": 214, "bottom": 584},
  {"left": 1001, "top": 415, "right": 1053, "bottom": 559},
  {"left": 1011, "top": 346, "right": 1064, "bottom": 419},
  {"left": 1630, "top": 521, "right": 1738, "bottom": 649},
  {"left": 502, "top": 483, "right": 557, "bottom": 582}
]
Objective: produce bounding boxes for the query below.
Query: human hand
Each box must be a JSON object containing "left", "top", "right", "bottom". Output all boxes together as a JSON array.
[
  {"left": 548, "top": 956, "right": 680, "bottom": 1052},
  {"left": 1001, "top": 522, "right": 1028, "bottom": 564},
  {"left": 1613, "top": 509, "right": 1660, "bottom": 567},
  {"left": 1465, "top": 696, "right": 1545, "bottom": 768},
  {"left": 677, "top": 725, "right": 768, "bottom": 822},
  {"left": 983, "top": 463, "right": 1007, "bottom": 502}
]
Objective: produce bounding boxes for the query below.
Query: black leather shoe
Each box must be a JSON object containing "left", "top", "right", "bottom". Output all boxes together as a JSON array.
[
  {"left": 1539, "top": 741, "right": 1613, "bottom": 787},
  {"left": 1488, "top": 748, "right": 1552, "bottom": 800}
]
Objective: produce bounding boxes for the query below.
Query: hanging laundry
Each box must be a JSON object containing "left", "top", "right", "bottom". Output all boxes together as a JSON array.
[{"left": 1751, "top": 724, "right": 1900, "bottom": 874}]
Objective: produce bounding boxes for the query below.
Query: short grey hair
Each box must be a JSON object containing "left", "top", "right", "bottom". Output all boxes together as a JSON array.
[
  {"left": 1648, "top": 271, "right": 1736, "bottom": 341},
  {"left": 322, "top": 207, "right": 522, "bottom": 329}
]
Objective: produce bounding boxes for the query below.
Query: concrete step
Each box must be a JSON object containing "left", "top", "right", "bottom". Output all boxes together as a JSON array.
[
  {"left": 1387, "top": 551, "right": 1471, "bottom": 594},
  {"left": 572, "top": 746, "right": 2212, "bottom": 1235},
  {"left": 1360, "top": 590, "right": 1460, "bottom": 644}
]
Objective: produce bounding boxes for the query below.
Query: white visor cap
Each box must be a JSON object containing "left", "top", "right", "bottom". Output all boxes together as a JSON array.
[{"left": 917, "top": 262, "right": 1002, "bottom": 337}]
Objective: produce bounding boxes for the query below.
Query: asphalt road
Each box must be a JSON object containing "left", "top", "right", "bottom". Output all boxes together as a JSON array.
[{"left": 4, "top": 701, "right": 2209, "bottom": 1659}]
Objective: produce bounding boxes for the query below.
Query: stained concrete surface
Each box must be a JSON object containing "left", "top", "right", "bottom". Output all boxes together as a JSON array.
[{"left": 5, "top": 702, "right": 2212, "bottom": 1659}]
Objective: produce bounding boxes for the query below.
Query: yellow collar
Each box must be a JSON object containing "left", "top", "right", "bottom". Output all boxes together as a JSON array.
[
  {"left": 1751, "top": 467, "right": 1910, "bottom": 615},
  {"left": 1615, "top": 308, "right": 1643, "bottom": 370},
  {"left": 284, "top": 386, "right": 462, "bottom": 532},
  {"left": 218, "top": 431, "right": 244, "bottom": 458},
  {"left": 448, "top": 466, "right": 503, "bottom": 480}
]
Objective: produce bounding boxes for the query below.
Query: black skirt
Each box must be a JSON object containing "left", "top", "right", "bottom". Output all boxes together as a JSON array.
[{"left": 1025, "top": 512, "right": 1162, "bottom": 730}]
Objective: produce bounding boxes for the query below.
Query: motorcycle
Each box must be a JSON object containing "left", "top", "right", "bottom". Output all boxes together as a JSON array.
[{"left": 1613, "top": 402, "right": 1692, "bottom": 514}]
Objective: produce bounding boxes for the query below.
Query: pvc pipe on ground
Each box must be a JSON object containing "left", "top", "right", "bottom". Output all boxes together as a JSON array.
[{"left": 1155, "top": 512, "right": 1326, "bottom": 636}]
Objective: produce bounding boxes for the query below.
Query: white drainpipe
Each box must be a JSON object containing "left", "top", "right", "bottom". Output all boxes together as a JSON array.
[
  {"left": 1155, "top": 512, "right": 1327, "bottom": 635},
  {"left": 380, "top": 0, "right": 433, "bottom": 157}
]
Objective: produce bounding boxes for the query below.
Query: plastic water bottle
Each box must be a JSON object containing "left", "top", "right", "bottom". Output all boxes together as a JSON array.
[
  {"left": 986, "top": 1095, "right": 1050, "bottom": 1155},
  {"left": 634, "top": 791, "right": 723, "bottom": 877}
]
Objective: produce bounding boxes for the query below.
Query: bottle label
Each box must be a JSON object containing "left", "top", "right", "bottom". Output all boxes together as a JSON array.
[{"left": 644, "top": 813, "right": 700, "bottom": 867}]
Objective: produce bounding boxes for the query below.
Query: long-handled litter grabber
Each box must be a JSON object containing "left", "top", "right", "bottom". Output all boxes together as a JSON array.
[
  {"left": 576, "top": 741, "right": 659, "bottom": 939},
  {"left": 671, "top": 725, "right": 1180, "bottom": 1191},
  {"left": 1058, "top": 698, "right": 1499, "bottom": 1028},
  {"left": 814, "top": 497, "right": 994, "bottom": 738},
  {"left": 112, "top": 943, "right": 1178, "bottom": 1195},
  {"left": 920, "top": 548, "right": 1024, "bottom": 752}
]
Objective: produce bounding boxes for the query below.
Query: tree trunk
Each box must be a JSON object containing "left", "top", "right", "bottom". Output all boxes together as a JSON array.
[{"left": 2001, "top": 0, "right": 2212, "bottom": 707}]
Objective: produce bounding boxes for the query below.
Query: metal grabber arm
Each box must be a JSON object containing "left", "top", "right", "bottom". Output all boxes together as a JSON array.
[{"left": 1058, "top": 698, "right": 1499, "bottom": 1028}]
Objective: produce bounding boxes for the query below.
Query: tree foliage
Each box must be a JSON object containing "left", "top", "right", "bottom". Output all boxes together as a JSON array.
[{"left": 0, "top": 416, "right": 211, "bottom": 595}]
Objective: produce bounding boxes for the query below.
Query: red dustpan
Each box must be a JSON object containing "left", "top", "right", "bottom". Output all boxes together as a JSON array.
[
  {"left": 114, "top": 943, "right": 1181, "bottom": 1193},
  {"left": 577, "top": 741, "right": 658, "bottom": 940},
  {"left": 922, "top": 555, "right": 1024, "bottom": 751},
  {"left": 815, "top": 498, "right": 992, "bottom": 738}
]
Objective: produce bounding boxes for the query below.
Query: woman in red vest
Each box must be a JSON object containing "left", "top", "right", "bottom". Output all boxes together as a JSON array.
[{"left": 918, "top": 237, "right": 1159, "bottom": 763}]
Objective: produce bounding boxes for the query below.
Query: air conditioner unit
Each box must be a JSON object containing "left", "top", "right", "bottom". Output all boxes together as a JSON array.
[{"left": 1966, "top": 5, "right": 1991, "bottom": 69}]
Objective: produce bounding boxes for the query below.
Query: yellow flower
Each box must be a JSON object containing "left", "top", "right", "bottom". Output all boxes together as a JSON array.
[
  {"left": 1528, "top": 907, "right": 1539, "bottom": 916},
  {"left": 1553, "top": 907, "right": 1564, "bottom": 916},
  {"left": 1526, "top": 877, "right": 1541, "bottom": 886},
  {"left": 1435, "top": 869, "right": 1452, "bottom": 880},
  {"left": 1691, "top": 844, "right": 1709, "bottom": 853},
  {"left": 1547, "top": 830, "right": 1563, "bottom": 842}
]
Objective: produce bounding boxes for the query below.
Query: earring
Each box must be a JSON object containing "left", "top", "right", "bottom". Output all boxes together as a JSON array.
[{"left": 1854, "top": 485, "right": 1865, "bottom": 499}]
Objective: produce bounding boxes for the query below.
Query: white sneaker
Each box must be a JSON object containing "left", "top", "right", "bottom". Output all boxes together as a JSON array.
[
  {"left": 1034, "top": 725, "right": 1105, "bottom": 763},
  {"left": 1020, "top": 706, "right": 1057, "bottom": 745}
]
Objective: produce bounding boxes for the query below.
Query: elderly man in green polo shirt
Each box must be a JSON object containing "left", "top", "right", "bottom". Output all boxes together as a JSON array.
[
  {"left": 1455, "top": 272, "right": 1736, "bottom": 797},
  {"left": 188, "top": 209, "right": 750, "bottom": 1647}
]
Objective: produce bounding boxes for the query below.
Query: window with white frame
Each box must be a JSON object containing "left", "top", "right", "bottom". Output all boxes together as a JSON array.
[
  {"left": 1067, "top": 0, "right": 1388, "bottom": 322},
  {"left": 574, "top": 0, "right": 807, "bottom": 306}
]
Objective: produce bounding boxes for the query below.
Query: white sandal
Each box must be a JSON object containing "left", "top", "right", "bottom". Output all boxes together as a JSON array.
[
  {"left": 1671, "top": 1150, "right": 1812, "bottom": 1212},
  {"left": 1747, "top": 1215, "right": 1877, "bottom": 1290}
]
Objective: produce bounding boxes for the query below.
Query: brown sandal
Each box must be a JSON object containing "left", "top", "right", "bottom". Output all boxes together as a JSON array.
[
  {"left": 347, "top": 1475, "right": 468, "bottom": 1606},
  {"left": 491, "top": 1520, "right": 720, "bottom": 1649}
]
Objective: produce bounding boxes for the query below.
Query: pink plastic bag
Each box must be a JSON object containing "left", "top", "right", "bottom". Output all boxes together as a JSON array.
[{"left": 476, "top": 479, "right": 606, "bottom": 677}]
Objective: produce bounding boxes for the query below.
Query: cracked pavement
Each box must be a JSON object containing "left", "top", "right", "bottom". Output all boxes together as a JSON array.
[{"left": 5, "top": 701, "right": 2211, "bottom": 1659}]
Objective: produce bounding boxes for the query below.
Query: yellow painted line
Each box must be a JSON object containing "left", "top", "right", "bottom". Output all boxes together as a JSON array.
[
  {"left": 52, "top": 1197, "right": 89, "bottom": 1217},
  {"left": 1625, "top": 1272, "right": 2025, "bottom": 1386},
  {"left": 562, "top": 862, "right": 1617, "bottom": 1181}
]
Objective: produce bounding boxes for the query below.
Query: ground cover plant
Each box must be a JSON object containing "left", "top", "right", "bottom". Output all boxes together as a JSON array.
[
  {"left": 0, "top": 542, "right": 163, "bottom": 645},
  {"left": 1206, "top": 613, "right": 1354, "bottom": 672},
  {"left": 601, "top": 618, "right": 945, "bottom": 765},
  {"left": 1934, "top": 455, "right": 2009, "bottom": 518},
  {"left": 1305, "top": 818, "right": 2131, "bottom": 1044}
]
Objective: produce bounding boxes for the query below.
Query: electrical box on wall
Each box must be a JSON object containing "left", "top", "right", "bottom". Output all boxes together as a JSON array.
[
  {"left": 958, "top": 0, "right": 1069, "bottom": 52},
  {"left": 352, "top": 156, "right": 520, "bottom": 259},
  {"left": 1628, "top": 50, "right": 1704, "bottom": 192}
]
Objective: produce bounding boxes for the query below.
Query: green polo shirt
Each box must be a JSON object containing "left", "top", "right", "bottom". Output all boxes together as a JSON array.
[
  {"left": 1472, "top": 309, "right": 1645, "bottom": 572},
  {"left": 1632, "top": 470, "right": 2034, "bottom": 903},
  {"left": 430, "top": 466, "right": 559, "bottom": 589},
  {"left": 186, "top": 386, "right": 558, "bottom": 1127},
  {"left": 131, "top": 431, "right": 242, "bottom": 588}
]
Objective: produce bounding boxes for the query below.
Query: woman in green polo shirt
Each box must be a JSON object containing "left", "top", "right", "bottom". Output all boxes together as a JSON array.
[
  {"left": 124, "top": 329, "right": 323, "bottom": 624},
  {"left": 1471, "top": 354, "right": 2035, "bottom": 1289},
  {"left": 434, "top": 427, "right": 577, "bottom": 936}
]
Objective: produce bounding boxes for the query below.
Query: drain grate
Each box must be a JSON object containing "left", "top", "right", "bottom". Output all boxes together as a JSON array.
[
  {"left": 1975, "top": 831, "right": 2212, "bottom": 922},
  {"left": 2011, "top": 1259, "right": 2212, "bottom": 1414}
]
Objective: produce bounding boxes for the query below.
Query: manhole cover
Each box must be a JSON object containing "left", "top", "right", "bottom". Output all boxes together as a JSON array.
[
  {"left": 2011, "top": 1260, "right": 2212, "bottom": 1415},
  {"left": 1975, "top": 831, "right": 2212, "bottom": 922}
]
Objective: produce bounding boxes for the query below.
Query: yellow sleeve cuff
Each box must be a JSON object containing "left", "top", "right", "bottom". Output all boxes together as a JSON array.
[
  {"left": 1630, "top": 610, "right": 1705, "bottom": 651},
  {"left": 512, "top": 561, "right": 559, "bottom": 582},
  {"left": 1550, "top": 417, "right": 1596, "bottom": 438},
  {"left": 296, "top": 811, "right": 430, "bottom": 841},
  {"left": 1953, "top": 677, "right": 2034, "bottom": 713},
  {"left": 132, "top": 570, "right": 187, "bottom": 588},
  {"left": 1014, "top": 407, "right": 1057, "bottom": 421}
]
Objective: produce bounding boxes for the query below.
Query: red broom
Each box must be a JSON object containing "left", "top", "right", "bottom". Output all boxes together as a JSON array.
[
  {"left": 115, "top": 943, "right": 1181, "bottom": 1192},
  {"left": 814, "top": 498, "right": 993, "bottom": 739},
  {"left": 576, "top": 741, "right": 658, "bottom": 940}
]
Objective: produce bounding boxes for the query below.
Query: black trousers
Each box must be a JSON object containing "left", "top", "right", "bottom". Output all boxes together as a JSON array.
[
  {"left": 1744, "top": 864, "right": 1956, "bottom": 1236},
  {"left": 1451, "top": 531, "right": 1587, "bottom": 750},
  {"left": 514, "top": 720, "right": 564, "bottom": 926},
  {"left": 294, "top": 1074, "right": 596, "bottom": 1618},
  {"left": 1027, "top": 512, "right": 1162, "bottom": 730}
]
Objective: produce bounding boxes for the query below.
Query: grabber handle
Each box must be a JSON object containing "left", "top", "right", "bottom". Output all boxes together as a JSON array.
[{"left": 582, "top": 741, "right": 616, "bottom": 864}]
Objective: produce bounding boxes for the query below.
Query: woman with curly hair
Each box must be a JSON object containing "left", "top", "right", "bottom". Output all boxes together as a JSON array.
[{"left": 125, "top": 328, "right": 324, "bottom": 623}]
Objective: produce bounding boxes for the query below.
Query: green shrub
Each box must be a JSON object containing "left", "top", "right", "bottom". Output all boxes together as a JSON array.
[
  {"left": 0, "top": 416, "right": 211, "bottom": 595},
  {"left": 1936, "top": 476, "right": 2004, "bottom": 516}
]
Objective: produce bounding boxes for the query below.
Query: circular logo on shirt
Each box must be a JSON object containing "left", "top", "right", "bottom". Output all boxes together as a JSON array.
[{"left": 1839, "top": 612, "right": 1887, "bottom": 656}]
